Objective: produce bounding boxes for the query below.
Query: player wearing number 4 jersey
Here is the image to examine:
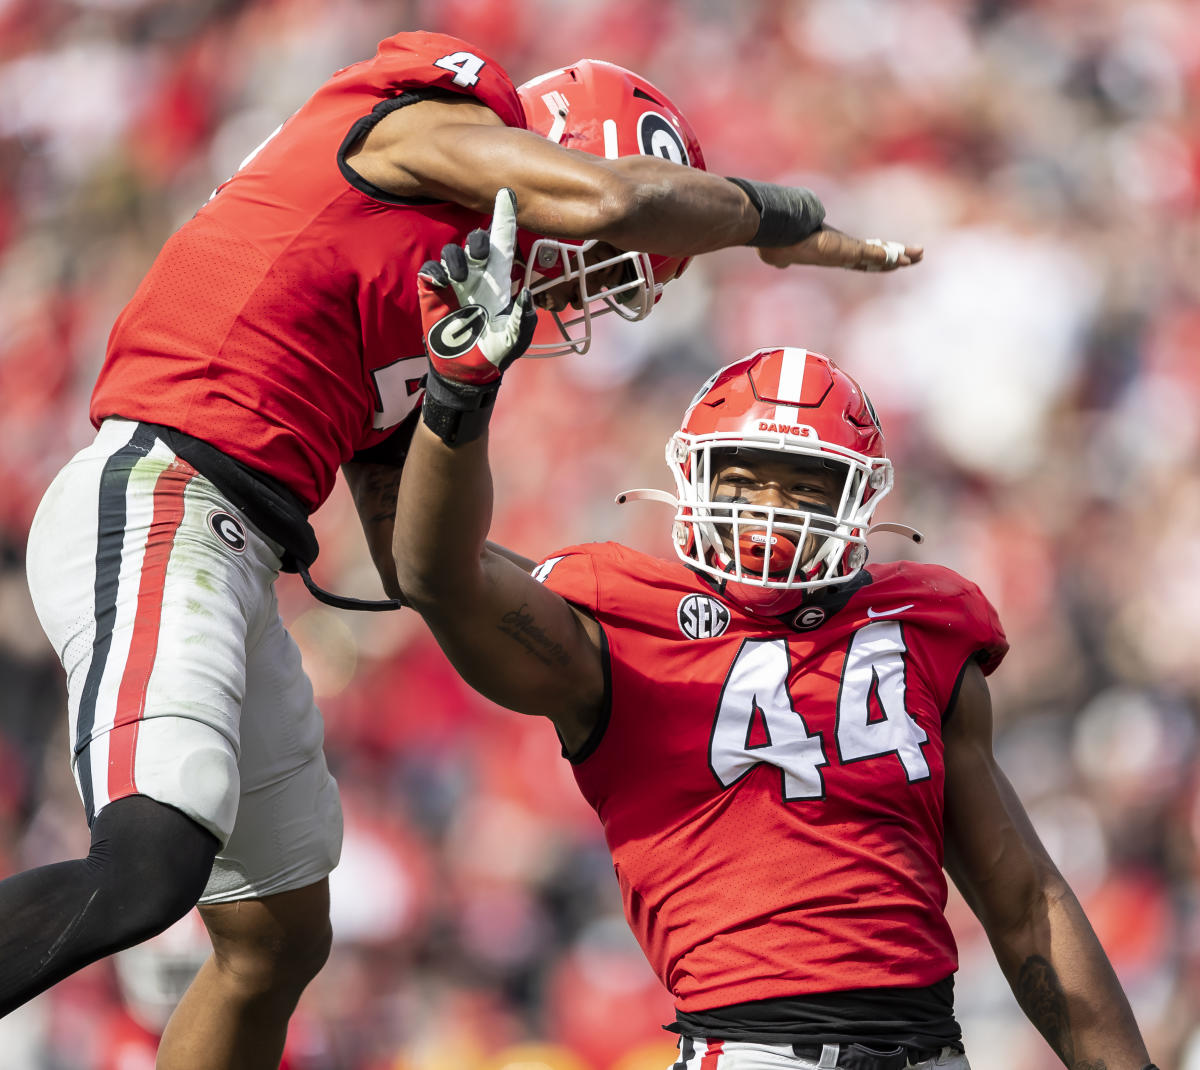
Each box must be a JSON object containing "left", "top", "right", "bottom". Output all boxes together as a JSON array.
[
  {"left": 14, "top": 27, "right": 922, "bottom": 1070},
  {"left": 394, "top": 239, "right": 1155, "bottom": 1070}
]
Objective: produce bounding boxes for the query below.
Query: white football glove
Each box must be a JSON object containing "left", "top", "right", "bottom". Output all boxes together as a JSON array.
[{"left": 418, "top": 187, "right": 537, "bottom": 385}]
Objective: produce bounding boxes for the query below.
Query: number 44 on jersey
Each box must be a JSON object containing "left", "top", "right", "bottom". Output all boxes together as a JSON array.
[{"left": 710, "top": 620, "right": 931, "bottom": 800}]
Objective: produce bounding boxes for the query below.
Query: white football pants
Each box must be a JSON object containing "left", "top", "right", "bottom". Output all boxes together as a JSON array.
[{"left": 25, "top": 419, "right": 342, "bottom": 902}]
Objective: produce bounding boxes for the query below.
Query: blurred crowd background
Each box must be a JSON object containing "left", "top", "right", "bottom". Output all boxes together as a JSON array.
[{"left": 1, "top": 0, "right": 1198, "bottom": 1067}]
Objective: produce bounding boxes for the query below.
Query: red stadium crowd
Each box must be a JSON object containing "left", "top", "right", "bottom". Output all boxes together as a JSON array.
[{"left": 1, "top": 0, "right": 1199, "bottom": 1067}]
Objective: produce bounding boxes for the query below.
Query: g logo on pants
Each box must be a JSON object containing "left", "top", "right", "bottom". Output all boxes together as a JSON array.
[{"left": 208, "top": 510, "right": 247, "bottom": 553}]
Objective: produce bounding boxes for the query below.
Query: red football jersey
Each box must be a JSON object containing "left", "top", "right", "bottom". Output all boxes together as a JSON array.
[
  {"left": 536, "top": 543, "right": 1008, "bottom": 1012},
  {"left": 91, "top": 32, "right": 525, "bottom": 510}
]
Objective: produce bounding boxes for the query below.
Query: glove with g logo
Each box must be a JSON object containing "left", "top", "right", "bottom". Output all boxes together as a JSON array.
[{"left": 418, "top": 187, "right": 537, "bottom": 446}]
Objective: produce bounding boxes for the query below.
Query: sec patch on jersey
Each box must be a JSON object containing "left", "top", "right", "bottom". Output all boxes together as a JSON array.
[{"left": 677, "top": 593, "right": 730, "bottom": 639}]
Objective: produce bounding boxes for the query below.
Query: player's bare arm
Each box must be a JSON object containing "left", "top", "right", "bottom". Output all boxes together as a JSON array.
[
  {"left": 391, "top": 425, "right": 605, "bottom": 754},
  {"left": 942, "top": 661, "right": 1150, "bottom": 1070},
  {"left": 345, "top": 97, "right": 756, "bottom": 252},
  {"left": 342, "top": 459, "right": 536, "bottom": 601},
  {"left": 345, "top": 96, "right": 920, "bottom": 271},
  {"left": 342, "top": 459, "right": 407, "bottom": 600}
]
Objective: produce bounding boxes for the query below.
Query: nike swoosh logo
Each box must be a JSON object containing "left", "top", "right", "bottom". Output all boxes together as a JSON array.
[{"left": 866, "top": 604, "right": 914, "bottom": 618}]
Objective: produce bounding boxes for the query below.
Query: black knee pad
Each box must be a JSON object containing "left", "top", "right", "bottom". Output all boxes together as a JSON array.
[{"left": 86, "top": 795, "right": 220, "bottom": 943}]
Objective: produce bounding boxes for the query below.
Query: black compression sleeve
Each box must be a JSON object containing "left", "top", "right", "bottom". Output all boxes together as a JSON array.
[{"left": 0, "top": 795, "right": 218, "bottom": 1017}]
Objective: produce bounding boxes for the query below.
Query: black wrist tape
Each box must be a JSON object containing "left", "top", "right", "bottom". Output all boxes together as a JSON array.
[
  {"left": 727, "top": 177, "right": 826, "bottom": 247},
  {"left": 421, "top": 365, "right": 500, "bottom": 446}
]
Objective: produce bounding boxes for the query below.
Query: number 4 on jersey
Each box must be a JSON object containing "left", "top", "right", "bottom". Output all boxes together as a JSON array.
[
  {"left": 710, "top": 621, "right": 930, "bottom": 802},
  {"left": 837, "top": 620, "right": 930, "bottom": 782},
  {"left": 711, "top": 639, "right": 829, "bottom": 799},
  {"left": 434, "top": 51, "right": 486, "bottom": 87}
]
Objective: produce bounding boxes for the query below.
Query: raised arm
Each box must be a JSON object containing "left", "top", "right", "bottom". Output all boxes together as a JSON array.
[
  {"left": 943, "top": 661, "right": 1152, "bottom": 1070},
  {"left": 390, "top": 421, "right": 604, "bottom": 755},
  {"left": 345, "top": 95, "right": 920, "bottom": 271},
  {"left": 389, "top": 190, "right": 606, "bottom": 754}
]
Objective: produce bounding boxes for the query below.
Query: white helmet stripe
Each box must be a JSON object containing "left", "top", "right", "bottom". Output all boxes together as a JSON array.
[
  {"left": 602, "top": 119, "right": 620, "bottom": 159},
  {"left": 771, "top": 346, "right": 809, "bottom": 425}
]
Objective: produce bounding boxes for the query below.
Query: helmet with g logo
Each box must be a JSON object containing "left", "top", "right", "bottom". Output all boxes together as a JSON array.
[{"left": 517, "top": 60, "right": 707, "bottom": 355}]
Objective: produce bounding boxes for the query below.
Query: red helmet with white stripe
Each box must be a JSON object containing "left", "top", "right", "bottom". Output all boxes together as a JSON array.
[
  {"left": 517, "top": 60, "right": 706, "bottom": 355},
  {"left": 665, "top": 347, "right": 893, "bottom": 616}
]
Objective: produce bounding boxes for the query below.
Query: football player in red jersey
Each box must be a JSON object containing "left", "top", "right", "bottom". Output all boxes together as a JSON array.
[
  {"left": 391, "top": 219, "right": 1155, "bottom": 1070},
  {"left": 10, "top": 28, "right": 923, "bottom": 1070}
]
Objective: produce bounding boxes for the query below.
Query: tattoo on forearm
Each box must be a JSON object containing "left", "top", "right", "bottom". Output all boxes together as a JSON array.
[
  {"left": 498, "top": 604, "right": 570, "bottom": 667},
  {"left": 353, "top": 466, "right": 403, "bottom": 527},
  {"left": 1017, "top": 955, "right": 1075, "bottom": 1067}
]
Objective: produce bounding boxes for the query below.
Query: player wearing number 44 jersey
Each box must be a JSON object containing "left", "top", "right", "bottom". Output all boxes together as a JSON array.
[
  {"left": 14, "top": 27, "right": 923, "bottom": 1070},
  {"left": 394, "top": 233, "right": 1155, "bottom": 1070}
]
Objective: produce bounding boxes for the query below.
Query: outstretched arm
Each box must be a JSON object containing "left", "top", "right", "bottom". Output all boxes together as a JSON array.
[
  {"left": 943, "top": 661, "right": 1152, "bottom": 1070},
  {"left": 346, "top": 95, "right": 920, "bottom": 271}
]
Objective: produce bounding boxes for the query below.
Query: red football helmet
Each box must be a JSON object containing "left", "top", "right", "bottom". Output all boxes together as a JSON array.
[
  {"left": 646, "top": 347, "right": 895, "bottom": 616},
  {"left": 517, "top": 60, "right": 707, "bottom": 355}
]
